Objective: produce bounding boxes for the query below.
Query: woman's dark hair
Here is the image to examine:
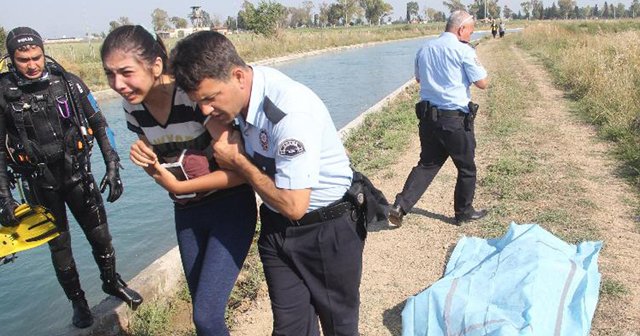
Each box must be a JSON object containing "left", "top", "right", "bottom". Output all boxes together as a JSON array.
[
  {"left": 100, "top": 25, "right": 168, "bottom": 73},
  {"left": 170, "top": 31, "right": 247, "bottom": 92}
]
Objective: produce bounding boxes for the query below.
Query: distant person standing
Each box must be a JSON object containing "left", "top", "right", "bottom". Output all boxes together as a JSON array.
[
  {"left": 499, "top": 21, "right": 506, "bottom": 37},
  {"left": 388, "top": 11, "right": 489, "bottom": 226},
  {"left": 491, "top": 19, "right": 498, "bottom": 38}
]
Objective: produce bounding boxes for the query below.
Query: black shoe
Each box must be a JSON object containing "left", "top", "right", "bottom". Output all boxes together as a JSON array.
[
  {"left": 71, "top": 297, "right": 94, "bottom": 329},
  {"left": 103, "top": 275, "right": 143, "bottom": 310},
  {"left": 388, "top": 205, "right": 405, "bottom": 227},
  {"left": 455, "top": 209, "right": 488, "bottom": 225}
]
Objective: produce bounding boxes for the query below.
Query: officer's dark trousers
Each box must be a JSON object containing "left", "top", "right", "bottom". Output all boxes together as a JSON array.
[
  {"left": 258, "top": 204, "right": 365, "bottom": 336},
  {"left": 28, "top": 164, "right": 113, "bottom": 300},
  {"left": 394, "top": 114, "right": 477, "bottom": 219}
]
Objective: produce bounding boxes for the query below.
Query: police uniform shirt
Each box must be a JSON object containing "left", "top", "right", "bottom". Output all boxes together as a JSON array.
[
  {"left": 239, "top": 66, "right": 352, "bottom": 212},
  {"left": 414, "top": 32, "right": 487, "bottom": 113}
]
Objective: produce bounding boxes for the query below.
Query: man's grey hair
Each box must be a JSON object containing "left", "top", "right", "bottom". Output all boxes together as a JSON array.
[{"left": 446, "top": 10, "right": 473, "bottom": 32}]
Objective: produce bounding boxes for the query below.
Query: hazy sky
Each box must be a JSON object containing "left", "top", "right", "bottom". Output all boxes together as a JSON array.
[{"left": 0, "top": 0, "right": 633, "bottom": 39}]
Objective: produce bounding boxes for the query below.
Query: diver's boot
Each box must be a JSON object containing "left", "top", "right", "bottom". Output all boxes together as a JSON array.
[
  {"left": 56, "top": 264, "right": 94, "bottom": 328},
  {"left": 71, "top": 294, "right": 94, "bottom": 329},
  {"left": 94, "top": 249, "right": 143, "bottom": 310}
]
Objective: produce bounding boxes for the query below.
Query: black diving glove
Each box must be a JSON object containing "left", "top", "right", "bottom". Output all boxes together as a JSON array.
[
  {"left": 0, "top": 197, "right": 20, "bottom": 227},
  {"left": 99, "top": 161, "right": 123, "bottom": 203}
]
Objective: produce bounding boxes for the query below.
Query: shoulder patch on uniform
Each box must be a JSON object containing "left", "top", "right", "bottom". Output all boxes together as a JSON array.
[{"left": 277, "top": 138, "right": 305, "bottom": 158}]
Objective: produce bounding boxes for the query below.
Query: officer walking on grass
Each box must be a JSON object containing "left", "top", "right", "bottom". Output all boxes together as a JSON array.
[
  {"left": 170, "top": 31, "right": 372, "bottom": 336},
  {"left": 388, "top": 10, "right": 489, "bottom": 226}
]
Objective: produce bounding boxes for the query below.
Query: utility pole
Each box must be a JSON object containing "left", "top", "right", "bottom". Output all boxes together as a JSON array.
[{"left": 485, "top": 0, "right": 488, "bottom": 19}]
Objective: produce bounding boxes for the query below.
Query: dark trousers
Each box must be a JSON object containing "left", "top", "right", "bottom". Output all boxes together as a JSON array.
[
  {"left": 175, "top": 187, "right": 257, "bottom": 336},
  {"left": 27, "top": 163, "right": 114, "bottom": 300},
  {"left": 394, "top": 114, "right": 477, "bottom": 218},
  {"left": 258, "top": 204, "right": 365, "bottom": 336}
]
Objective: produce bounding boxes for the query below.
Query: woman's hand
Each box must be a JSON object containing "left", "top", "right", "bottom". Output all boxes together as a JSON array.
[
  {"left": 130, "top": 140, "right": 157, "bottom": 168},
  {"left": 150, "top": 161, "right": 181, "bottom": 193}
]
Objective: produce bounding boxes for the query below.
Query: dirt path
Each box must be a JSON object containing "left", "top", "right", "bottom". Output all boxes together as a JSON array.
[
  {"left": 230, "top": 38, "right": 640, "bottom": 335},
  {"left": 499, "top": 43, "right": 640, "bottom": 335}
]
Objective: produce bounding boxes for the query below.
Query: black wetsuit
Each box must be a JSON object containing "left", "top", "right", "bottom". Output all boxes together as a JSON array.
[{"left": 0, "top": 63, "right": 141, "bottom": 322}]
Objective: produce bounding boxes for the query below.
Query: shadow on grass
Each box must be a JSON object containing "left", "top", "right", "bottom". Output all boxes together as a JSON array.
[{"left": 409, "top": 208, "right": 457, "bottom": 226}]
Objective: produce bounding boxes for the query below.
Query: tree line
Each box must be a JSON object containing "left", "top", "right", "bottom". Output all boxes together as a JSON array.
[
  {"left": 3, "top": 0, "right": 639, "bottom": 44},
  {"left": 103, "top": 1, "right": 399, "bottom": 38},
  {"left": 442, "top": 0, "right": 640, "bottom": 20},
  {"left": 517, "top": 0, "right": 640, "bottom": 20}
]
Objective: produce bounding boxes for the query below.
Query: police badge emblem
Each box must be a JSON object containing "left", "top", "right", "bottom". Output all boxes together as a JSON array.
[{"left": 259, "top": 129, "right": 269, "bottom": 151}]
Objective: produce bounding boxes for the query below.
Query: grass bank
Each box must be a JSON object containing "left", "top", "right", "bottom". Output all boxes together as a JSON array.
[
  {"left": 476, "top": 30, "right": 638, "bottom": 334},
  {"left": 511, "top": 20, "right": 640, "bottom": 188}
]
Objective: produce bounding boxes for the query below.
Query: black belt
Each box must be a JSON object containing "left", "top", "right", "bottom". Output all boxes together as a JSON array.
[
  {"left": 437, "top": 109, "right": 467, "bottom": 117},
  {"left": 290, "top": 201, "right": 353, "bottom": 226}
]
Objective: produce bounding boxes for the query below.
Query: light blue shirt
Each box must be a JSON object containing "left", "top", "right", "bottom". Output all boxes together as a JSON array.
[
  {"left": 239, "top": 66, "right": 352, "bottom": 212},
  {"left": 414, "top": 32, "right": 487, "bottom": 113}
]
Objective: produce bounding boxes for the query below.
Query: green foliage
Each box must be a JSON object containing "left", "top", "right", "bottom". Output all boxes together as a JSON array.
[
  {"left": 406, "top": 1, "right": 419, "bottom": 21},
  {"left": 152, "top": 8, "right": 171, "bottom": 32},
  {"left": 475, "top": 36, "right": 601, "bottom": 244},
  {"left": 171, "top": 16, "right": 189, "bottom": 29},
  {"left": 469, "top": 0, "right": 501, "bottom": 19},
  {"left": 600, "top": 279, "right": 629, "bottom": 298},
  {"left": 442, "top": 0, "right": 467, "bottom": 13},
  {"left": 176, "top": 281, "right": 192, "bottom": 303},
  {"left": 239, "top": 1, "right": 287, "bottom": 37},
  {"left": 226, "top": 225, "right": 264, "bottom": 327},
  {"left": 0, "top": 26, "right": 6, "bottom": 56},
  {"left": 425, "top": 8, "right": 446, "bottom": 22},
  {"left": 287, "top": 0, "right": 314, "bottom": 28},
  {"left": 360, "top": 0, "right": 393, "bottom": 25},
  {"left": 327, "top": 3, "right": 344, "bottom": 25},
  {"left": 337, "top": 0, "right": 362, "bottom": 25},
  {"left": 514, "top": 21, "right": 640, "bottom": 186},
  {"left": 344, "top": 85, "right": 418, "bottom": 176},
  {"left": 129, "top": 300, "right": 174, "bottom": 336},
  {"left": 109, "top": 16, "right": 132, "bottom": 32}
]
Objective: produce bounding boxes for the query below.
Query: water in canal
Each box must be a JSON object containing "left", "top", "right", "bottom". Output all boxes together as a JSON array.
[{"left": 0, "top": 33, "right": 486, "bottom": 335}]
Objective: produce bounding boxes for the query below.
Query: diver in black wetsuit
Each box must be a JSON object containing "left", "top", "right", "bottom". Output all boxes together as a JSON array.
[{"left": 0, "top": 27, "right": 142, "bottom": 329}]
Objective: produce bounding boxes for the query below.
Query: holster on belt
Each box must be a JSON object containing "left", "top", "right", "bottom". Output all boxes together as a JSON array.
[
  {"left": 415, "top": 101, "right": 430, "bottom": 121},
  {"left": 344, "top": 169, "right": 390, "bottom": 239},
  {"left": 465, "top": 101, "right": 479, "bottom": 131}
]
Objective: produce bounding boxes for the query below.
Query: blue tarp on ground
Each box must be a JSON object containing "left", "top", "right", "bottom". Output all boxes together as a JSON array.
[{"left": 401, "top": 223, "right": 602, "bottom": 336}]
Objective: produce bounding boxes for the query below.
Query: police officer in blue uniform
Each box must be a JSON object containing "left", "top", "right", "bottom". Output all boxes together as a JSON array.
[
  {"left": 389, "top": 11, "right": 489, "bottom": 226},
  {"left": 170, "top": 31, "right": 366, "bottom": 336}
]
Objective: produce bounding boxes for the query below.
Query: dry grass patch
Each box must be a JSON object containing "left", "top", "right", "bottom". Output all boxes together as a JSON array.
[{"left": 474, "top": 31, "right": 640, "bottom": 334}]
